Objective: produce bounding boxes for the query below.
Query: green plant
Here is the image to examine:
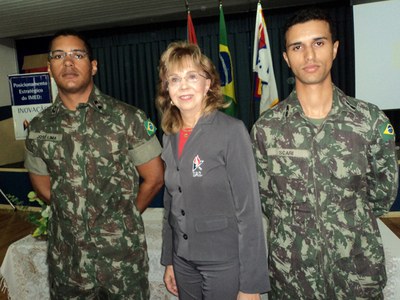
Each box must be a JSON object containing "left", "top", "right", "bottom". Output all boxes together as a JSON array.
[
  {"left": 6, "top": 191, "right": 49, "bottom": 238},
  {"left": 27, "top": 191, "right": 49, "bottom": 238},
  {"left": 5, "top": 193, "right": 24, "bottom": 206}
]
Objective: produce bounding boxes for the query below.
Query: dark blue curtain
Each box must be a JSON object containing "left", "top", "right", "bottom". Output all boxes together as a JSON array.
[
  {"left": 86, "top": 3, "right": 354, "bottom": 136},
  {"left": 12, "top": 2, "right": 357, "bottom": 208},
  {"left": 14, "top": 2, "right": 354, "bottom": 135}
]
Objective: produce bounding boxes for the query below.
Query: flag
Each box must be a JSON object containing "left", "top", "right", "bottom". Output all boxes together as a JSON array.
[
  {"left": 187, "top": 10, "right": 197, "bottom": 44},
  {"left": 253, "top": 2, "right": 279, "bottom": 115},
  {"left": 219, "top": 3, "right": 237, "bottom": 117}
]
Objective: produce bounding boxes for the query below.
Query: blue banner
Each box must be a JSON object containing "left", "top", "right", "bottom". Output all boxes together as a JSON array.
[{"left": 8, "top": 72, "right": 52, "bottom": 106}]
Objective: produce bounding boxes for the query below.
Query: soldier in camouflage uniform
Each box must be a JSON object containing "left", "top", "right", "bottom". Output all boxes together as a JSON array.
[
  {"left": 24, "top": 30, "right": 164, "bottom": 299},
  {"left": 251, "top": 8, "right": 398, "bottom": 299}
]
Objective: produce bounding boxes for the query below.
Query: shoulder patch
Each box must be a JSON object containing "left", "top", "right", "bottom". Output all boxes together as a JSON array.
[
  {"left": 379, "top": 122, "right": 395, "bottom": 142},
  {"left": 144, "top": 119, "right": 157, "bottom": 136}
]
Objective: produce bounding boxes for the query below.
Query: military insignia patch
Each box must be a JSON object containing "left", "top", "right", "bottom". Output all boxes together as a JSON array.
[
  {"left": 379, "top": 122, "right": 395, "bottom": 142},
  {"left": 144, "top": 120, "right": 156, "bottom": 136}
]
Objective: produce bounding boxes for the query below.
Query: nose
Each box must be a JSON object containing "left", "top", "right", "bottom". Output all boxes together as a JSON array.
[
  {"left": 179, "top": 77, "right": 190, "bottom": 89},
  {"left": 305, "top": 46, "right": 315, "bottom": 61},
  {"left": 63, "top": 55, "right": 74, "bottom": 67}
]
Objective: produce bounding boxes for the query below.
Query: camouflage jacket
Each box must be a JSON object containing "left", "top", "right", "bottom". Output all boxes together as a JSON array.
[
  {"left": 25, "top": 86, "right": 161, "bottom": 293},
  {"left": 251, "top": 85, "right": 398, "bottom": 299}
]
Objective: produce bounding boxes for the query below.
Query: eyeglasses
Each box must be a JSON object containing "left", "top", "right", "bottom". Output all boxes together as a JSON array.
[
  {"left": 48, "top": 50, "right": 88, "bottom": 61},
  {"left": 167, "top": 72, "right": 208, "bottom": 88}
]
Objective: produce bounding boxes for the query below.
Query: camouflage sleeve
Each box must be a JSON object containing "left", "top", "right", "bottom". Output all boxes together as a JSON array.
[
  {"left": 24, "top": 129, "right": 49, "bottom": 175},
  {"left": 24, "top": 148, "right": 49, "bottom": 175},
  {"left": 128, "top": 136, "right": 162, "bottom": 166},
  {"left": 366, "top": 110, "right": 398, "bottom": 216},
  {"left": 250, "top": 122, "right": 274, "bottom": 220},
  {"left": 126, "top": 108, "right": 162, "bottom": 166}
]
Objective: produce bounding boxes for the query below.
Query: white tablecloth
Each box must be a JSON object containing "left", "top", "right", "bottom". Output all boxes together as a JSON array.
[
  {"left": 0, "top": 208, "right": 176, "bottom": 300},
  {"left": 377, "top": 218, "right": 400, "bottom": 299},
  {"left": 1, "top": 210, "right": 399, "bottom": 299}
]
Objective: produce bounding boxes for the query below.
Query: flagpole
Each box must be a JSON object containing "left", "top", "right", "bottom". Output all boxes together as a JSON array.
[
  {"left": 251, "top": 1, "right": 261, "bottom": 123},
  {"left": 250, "top": 1, "right": 259, "bottom": 124},
  {"left": 257, "top": 0, "right": 263, "bottom": 120}
]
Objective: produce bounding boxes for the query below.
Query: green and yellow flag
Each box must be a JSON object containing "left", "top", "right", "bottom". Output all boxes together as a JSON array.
[{"left": 219, "top": 3, "right": 237, "bottom": 117}]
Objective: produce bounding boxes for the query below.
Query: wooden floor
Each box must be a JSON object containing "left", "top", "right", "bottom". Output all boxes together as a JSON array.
[
  {"left": 0, "top": 209, "right": 399, "bottom": 300},
  {"left": 380, "top": 215, "right": 400, "bottom": 239}
]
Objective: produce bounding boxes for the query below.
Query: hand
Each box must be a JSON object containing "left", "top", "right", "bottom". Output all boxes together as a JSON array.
[
  {"left": 164, "top": 265, "right": 178, "bottom": 296},
  {"left": 237, "top": 291, "right": 261, "bottom": 300}
]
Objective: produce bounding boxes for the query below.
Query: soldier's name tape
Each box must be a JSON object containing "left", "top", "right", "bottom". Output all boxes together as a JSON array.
[
  {"left": 29, "top": 132, "right": 62, "bottom": 141},
  {"left": 267, "top": 148, "right": 309, "bottom": 158}
]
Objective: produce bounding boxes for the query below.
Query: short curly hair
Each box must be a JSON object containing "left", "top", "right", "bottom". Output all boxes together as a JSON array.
[
  {"left": 284, "top": 7, "right": 337, "bottom": 46},
  {"left": 48, "top": 29, "right": 94, "bottom": 61}
]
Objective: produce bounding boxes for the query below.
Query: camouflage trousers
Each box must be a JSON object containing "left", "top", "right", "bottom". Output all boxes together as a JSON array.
[
  {"left": 269, "top": 279, "right": 384, "bottom": 300},
  {"left": 48, "top": 250, "right": 150, "bottom": 300},
  {"left": 49, "top": 271, "right": 149, "bottom": 300},
  {"left": 49, "top": 284, "right": 149, "bottom": 300}
]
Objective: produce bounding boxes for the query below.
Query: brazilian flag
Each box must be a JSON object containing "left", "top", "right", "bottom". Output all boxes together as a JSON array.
[{"left": 219, "top": 3, "right": 237, "bottom": 117}]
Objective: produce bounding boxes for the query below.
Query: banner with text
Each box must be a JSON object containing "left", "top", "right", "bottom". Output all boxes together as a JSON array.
[{"left": 8, "top": 72, "right": 53, "bottom": 140}]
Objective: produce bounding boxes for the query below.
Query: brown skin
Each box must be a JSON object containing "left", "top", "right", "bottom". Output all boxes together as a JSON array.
[
  {"left": 29, "top": 34, "right": 164, "bottom": 212},
  {"left": 283, "top": 20, "right": 339, "bottom": 119}
]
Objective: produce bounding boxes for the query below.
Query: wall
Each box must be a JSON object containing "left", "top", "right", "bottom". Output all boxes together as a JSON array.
[
  {"left": 353, "top": 0, "right": 400, "bottom": 110},
  {"left": 0, "top": 118, "right": 25, "bottom": 166},
  {"left": 0, "top": 39, "right": 18, "bottom": 107}
]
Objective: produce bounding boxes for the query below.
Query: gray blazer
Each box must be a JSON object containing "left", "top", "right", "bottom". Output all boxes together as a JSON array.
[{"left": 160, "top": 110, "right": 270, "bottom": 293}]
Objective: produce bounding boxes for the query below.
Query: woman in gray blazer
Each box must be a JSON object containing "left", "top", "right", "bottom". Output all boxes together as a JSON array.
[{"left": 156, "top": 41, "right": 270, "bottom": 300}]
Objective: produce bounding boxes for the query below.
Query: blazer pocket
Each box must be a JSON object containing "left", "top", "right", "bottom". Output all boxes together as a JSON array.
[{"left": 195, "top": 215, "right": 228, "bottom": 232}]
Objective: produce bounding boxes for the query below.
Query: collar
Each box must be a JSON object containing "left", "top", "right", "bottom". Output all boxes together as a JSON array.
[
  {"left": 194, "top": 110, "right": 218, "bottom": 127},
  {"left": 171, "top": 110, "right": 217, "bottom": 142},
  {"left": 283, "top": 84, "right": 358, "bottom": 120},
  {"left": 49, "top": 85, "right": 107, "bottom": 117}
]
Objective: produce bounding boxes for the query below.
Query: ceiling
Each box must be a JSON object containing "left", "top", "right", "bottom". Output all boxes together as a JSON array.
[{"left": 0, "top": 0, "right": 342, "bottom": 40}]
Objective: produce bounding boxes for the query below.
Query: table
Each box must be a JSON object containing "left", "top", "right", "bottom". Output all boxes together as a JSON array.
[
  {"left": 377, "top": 218, "right": 400, "bottom": 299},
  {"left": 0, "top": 208, "right": 176, "bottom": 300},
  {"left": 1, "top": 211, "right": 399, "bottom": 299}
]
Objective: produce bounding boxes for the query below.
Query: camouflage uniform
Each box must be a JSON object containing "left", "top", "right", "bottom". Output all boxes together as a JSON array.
[
  {"left": 251, "top": 85, "right": 398, "bottom": 299},
  {"left": 25, "top": 86, "right": 162, "bottom": 299}
]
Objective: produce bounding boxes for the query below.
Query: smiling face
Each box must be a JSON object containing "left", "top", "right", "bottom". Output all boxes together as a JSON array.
[
  {"left": 167, "top": 57, "right": 211, "bottom": 122},
  {"left": 48, "top": 35, "right": 97, "bottom": 98},
  {"left": 283, "top": 20, "right": 339, "bottom": 87}
]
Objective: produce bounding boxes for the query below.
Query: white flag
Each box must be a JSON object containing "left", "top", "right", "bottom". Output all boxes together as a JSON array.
[{"left": 253, "top": 2, "right": 279, "bottom": 115}]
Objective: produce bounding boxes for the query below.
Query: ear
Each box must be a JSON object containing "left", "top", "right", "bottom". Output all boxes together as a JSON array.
[
  {"left": 332, "top": 40, "right": 339, "bottom": 60},
  {"left": 91, "top": 60, "right": 98, "bottom": 76},
  {"left": 283, "top": 51, "right": 290, "bottom": 68},
  {"left": 47, "top": 62, "right": 52, "bottom": 77}
]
